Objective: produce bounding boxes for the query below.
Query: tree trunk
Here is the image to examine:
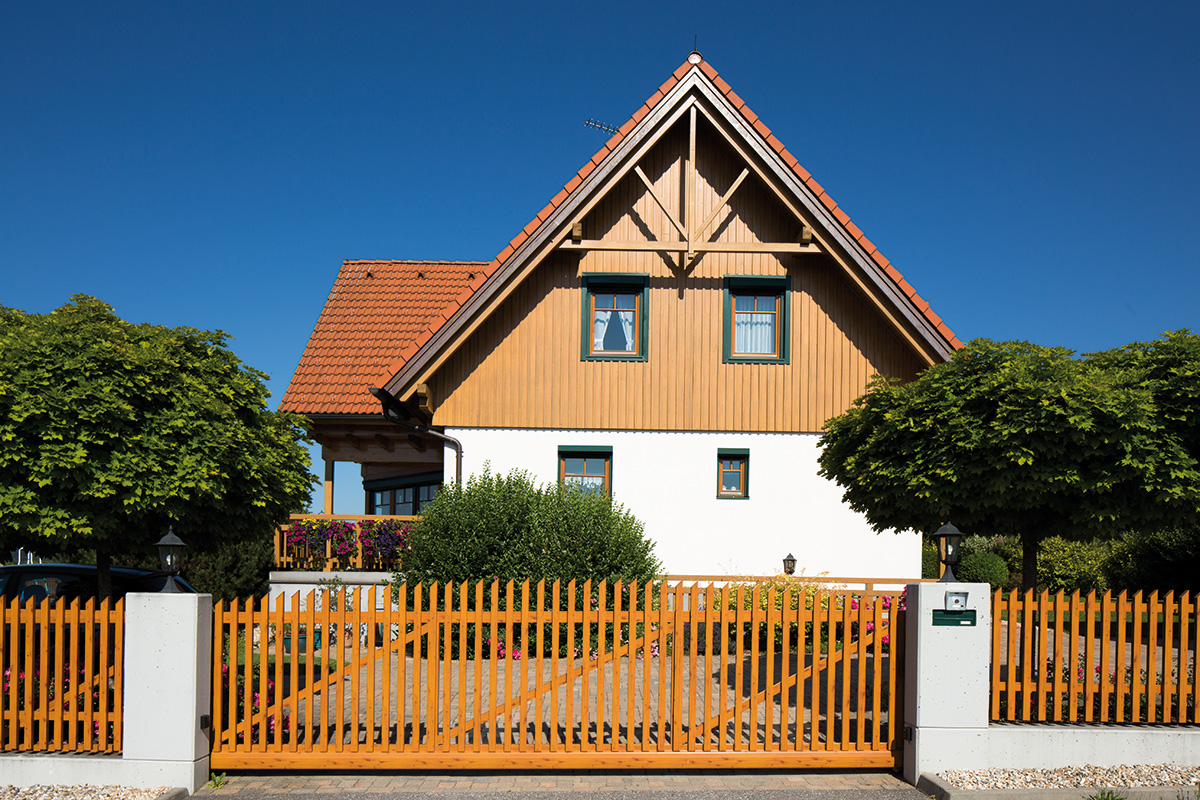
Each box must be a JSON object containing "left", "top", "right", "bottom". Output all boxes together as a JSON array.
[
  {"left": 97, "top": 547, "right": 113, "bottom": 602},
  {"left": 1022, "top": 532, "right": 1039, "bottom": 592}
]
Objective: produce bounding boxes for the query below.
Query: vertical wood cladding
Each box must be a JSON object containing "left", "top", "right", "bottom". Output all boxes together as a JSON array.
[{"left": 431, "top": 121, "right": 925, "bottom": 432}]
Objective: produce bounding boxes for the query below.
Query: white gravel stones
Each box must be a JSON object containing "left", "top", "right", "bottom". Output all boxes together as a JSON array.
[
  {"left": 0, "top": 787, "right": 169, "bottom": 800},
  {"left": 940, "top": 765, "right": 1200, "bottom": 790}
]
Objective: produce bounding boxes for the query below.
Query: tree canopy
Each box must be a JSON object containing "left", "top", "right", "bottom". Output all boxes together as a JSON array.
[
  {"left": 817, "top": 333, "right": 1200, "bottom": 589},
  {"left": 0, "top": 296, "right": 315, "bottom": 594}
]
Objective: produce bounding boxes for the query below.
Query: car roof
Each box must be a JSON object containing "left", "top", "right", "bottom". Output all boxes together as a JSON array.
[{"left": 0, "top": 563, "right": 160, "bottom": 576}]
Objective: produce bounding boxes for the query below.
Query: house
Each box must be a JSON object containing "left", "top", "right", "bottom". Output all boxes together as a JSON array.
[{"left": 280, "top": 52, "right": 961, "bottom": 577}]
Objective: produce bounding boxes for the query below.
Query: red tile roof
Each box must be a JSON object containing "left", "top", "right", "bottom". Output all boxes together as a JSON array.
[
  {"left": 286, "top": 56, "right": 962, "bottom": 416},
  {"left": 280, "top": 261, "right": 485, "bottom": 415}
]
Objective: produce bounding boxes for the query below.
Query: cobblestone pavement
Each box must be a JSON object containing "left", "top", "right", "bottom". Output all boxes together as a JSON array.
[{"left": 194, "top": 769, "right": 922, "bottom": 797}]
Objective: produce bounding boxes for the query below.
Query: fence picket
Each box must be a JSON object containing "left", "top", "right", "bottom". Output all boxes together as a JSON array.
[{"left": 1147, "top": 590, "right": 1160, "bottom": 722}]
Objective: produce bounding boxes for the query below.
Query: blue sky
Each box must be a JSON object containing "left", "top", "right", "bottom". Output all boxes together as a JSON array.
[{"left": 4, "top": 2, "right": 1198, "bottom": 512}]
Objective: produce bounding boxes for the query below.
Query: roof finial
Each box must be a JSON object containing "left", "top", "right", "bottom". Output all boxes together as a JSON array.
[{"left": 688, "top": 37, "right": 702, "bottom": 65}]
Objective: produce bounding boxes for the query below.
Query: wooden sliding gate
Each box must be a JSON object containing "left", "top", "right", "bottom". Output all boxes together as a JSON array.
[{"left": 210, "top": 580, "right": 904, "bottom": 769}]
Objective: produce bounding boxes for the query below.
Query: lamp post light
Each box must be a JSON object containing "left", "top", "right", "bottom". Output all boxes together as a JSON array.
[
  {"left": 782, "top": 553, "right": 796, "bottom": 576},
  {"left": 933, "top": 523, "right": 963, "bottom": 583},
  {"left": 154, "top": 526, "right": 186, "bottom": 593}
]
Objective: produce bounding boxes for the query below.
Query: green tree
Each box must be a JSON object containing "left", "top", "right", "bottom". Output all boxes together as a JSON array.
[
  {"left": 0, "top": 296, "right": 315, "bottom": 597},
  {"left": 818, "top": 335, "right": 1200, "bottom": 590}
]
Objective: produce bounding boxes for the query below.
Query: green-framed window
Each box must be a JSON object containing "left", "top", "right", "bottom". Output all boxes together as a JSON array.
[
  {"left": 723, "top": 275, "right": 790, "bottom": 363},
  {"left": 558, "top": 445, "right": 613, "bottom": 497},
  {"left": 717, "top": 448, "right": 749, "bottom": 499},
  {"left": 364, "top": 471, "right": 442, "bottom": 515},
  {"left": 581, "top": 274, "right": 649, "bottom": 361}
]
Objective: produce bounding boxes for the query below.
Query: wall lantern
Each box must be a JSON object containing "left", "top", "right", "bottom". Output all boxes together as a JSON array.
[
  {"left": 154, "top": 526, "right": 186, "bottom": 593},
  {"left": 782, "top": 553, "right": 796, "bottom": 576},
  {"left": 933, "top": 522, "right": 963, "bottom": 583}
]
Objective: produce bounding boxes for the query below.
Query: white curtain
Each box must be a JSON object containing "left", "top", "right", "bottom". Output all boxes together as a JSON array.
[
  {"left": 573, "top": 475, "right": 605, "bottom": 495},
  {"left": 735, "top": 312, "right": 775, "bottom": 354},
  {"left": 593, "top": 308, "right": 609, "bottom": 351},
  {"left": 618, "top": 309, "right": 634, "bottom": 349}
]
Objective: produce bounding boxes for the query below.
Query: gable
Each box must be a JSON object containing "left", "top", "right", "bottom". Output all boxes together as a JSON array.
[
  {"left": 380, "top": 56, "right": 960, "bottom": 411},
  {"left": 425, "top": 122, "right": 927, "bottom": 433}
]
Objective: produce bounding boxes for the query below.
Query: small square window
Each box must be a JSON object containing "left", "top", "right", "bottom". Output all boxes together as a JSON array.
[
  {"left": 559, "top": 447, "right": 612, "bottom": 497},
  {"left": 717, "top": 449, "right": 749, "bottom": 499},
  {"left": 723, "top": 277, "right": 789, "bottom": 363},
  {"left": 582, "top": 275, "right": 649, "bottom": 361}
]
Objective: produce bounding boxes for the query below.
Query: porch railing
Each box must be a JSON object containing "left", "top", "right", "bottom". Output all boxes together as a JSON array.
[{"left": 274, "top": 514, "right": 417, "bottom": 572}]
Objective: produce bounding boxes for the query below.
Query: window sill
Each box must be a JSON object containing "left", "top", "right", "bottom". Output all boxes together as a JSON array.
[
  {"left": 723, "top": 355, "right": 788, "bottom": 365},
  {"left": 583, "top": 353, "right": 649, "bottom": 362}
]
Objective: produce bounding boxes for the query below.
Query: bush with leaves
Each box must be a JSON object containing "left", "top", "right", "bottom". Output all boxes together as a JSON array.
[
  {"left": 1103, "top": 527, "right": 1199, "bottom": 592},
  {"left": 956, "top": 551, "right": 1010, "bottom": 590},
  {"left": 921, "top": 539, "right": 939, "bottom": 579},
  {"left": 398, "top": 468, "right": 660, "bottom": 585},
  {"left": 1037, "top": 536, "right": 1110, "bottom": 593},
  {"left": 961, "top": 534, "right": 1022, "bottom": 589}
]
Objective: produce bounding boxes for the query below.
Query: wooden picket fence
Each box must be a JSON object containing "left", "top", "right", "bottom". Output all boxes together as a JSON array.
[
  {"left": 210, "top": 580, "right": 906, "bottom": 769},
  {"left": 991, "top": 589, "right": 1197, "bottom": 723},
  {"left": 0, "top": 597, "right": 125, "bottom": 753}
]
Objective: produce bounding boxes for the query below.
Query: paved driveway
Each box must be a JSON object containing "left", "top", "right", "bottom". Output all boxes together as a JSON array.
[{"left": 195, "top": 769, "right": 928, "bottom": 799}]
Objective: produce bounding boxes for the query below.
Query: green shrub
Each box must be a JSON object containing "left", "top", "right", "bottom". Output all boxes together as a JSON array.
[
  {"left": 960, "top": 534, "right": 1022, "bottom": 588},
  {"left": 956, "top": 551, "right": 1009, "bottom": 589},
  {"left": 921, "top": 539, "right": 939, "bottom": 579},
  {"left": 1038, "top": 536, "right": 1110, "bottom": 593},
  {"left": 1104, "top": 527, "right": 1200, "bottom": 592},
  {"left": 173, "top": 534, "right": 275, "bottom": 600},
  {"left": 398, "top": 467, "right": 660, "bottom": 585}
]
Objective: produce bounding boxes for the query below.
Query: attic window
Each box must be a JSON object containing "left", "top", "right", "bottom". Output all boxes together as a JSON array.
[
  {"left": 723, "top": 275, "right": 790, "bottom": 364},
  {"left": 580, "top": 274, "right": 649, "bottom": 362}
]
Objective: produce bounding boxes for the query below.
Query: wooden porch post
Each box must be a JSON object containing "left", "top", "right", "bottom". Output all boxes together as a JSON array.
[{"left": 323, "top": 455, "right": 335, "bottom": 515}]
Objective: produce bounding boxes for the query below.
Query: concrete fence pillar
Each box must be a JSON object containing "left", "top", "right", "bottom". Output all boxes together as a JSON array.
[
  {"left": 903, "top": 581, "right": 991, "bottom": 784},
  {"left": 122, "top": 592, "right": 213, "bottom": 793}
]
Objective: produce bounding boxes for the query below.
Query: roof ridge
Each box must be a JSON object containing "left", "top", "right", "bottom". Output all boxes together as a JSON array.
[
  {"left": 341, "top": 259, "right": 491, "bottom": 265},
  {"left": 382, "top": 56, "right": 960, "bottom": 384}
]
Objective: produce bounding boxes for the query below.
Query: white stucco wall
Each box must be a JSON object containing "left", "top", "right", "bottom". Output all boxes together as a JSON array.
[{"left": 443, "top": 428, "right": 919, "bottom": 579}]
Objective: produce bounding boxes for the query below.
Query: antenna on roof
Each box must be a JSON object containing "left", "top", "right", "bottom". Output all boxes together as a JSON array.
[{"left": 583, "top": 118, "right": 619, "bottom": 135}]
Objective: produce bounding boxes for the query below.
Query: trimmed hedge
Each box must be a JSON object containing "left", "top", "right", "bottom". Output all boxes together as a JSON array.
[{"left": 956, "top": 551, "right": 1009, "bottom": 590}]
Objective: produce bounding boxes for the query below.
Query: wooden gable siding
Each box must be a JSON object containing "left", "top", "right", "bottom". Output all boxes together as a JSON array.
[{"left": 428, "top": 122, "right": 924, "bottom": 433}]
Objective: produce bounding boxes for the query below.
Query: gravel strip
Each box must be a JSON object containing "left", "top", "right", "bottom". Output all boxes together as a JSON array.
[
  {"left": 0, "top": 787, "right": 171, "bottom": 800},
  {"left": 940, "top": 765, "right": 1200, "bottom": 790}
]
